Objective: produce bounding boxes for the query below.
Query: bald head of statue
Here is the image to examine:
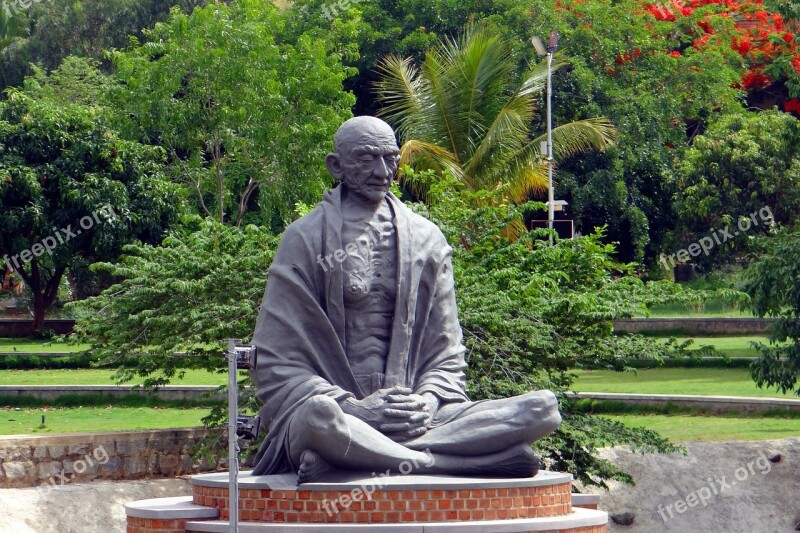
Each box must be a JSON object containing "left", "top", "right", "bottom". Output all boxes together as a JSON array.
[{"left": 325, "top": 116, "right": 400, "bottom": 205}]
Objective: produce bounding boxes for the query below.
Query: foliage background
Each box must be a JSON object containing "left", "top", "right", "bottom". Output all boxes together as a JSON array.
[{"left": 2, "top": 0, "right": 799, "bottom": 487}]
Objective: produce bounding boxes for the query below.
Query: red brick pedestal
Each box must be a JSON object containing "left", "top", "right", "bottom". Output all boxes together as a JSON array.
[{"left": 126, "top": 471, "right": 607, "bottom": 532}]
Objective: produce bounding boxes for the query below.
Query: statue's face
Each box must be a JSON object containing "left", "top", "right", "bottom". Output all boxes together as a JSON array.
[{"left": 334, "top": 123, "right": 400, "bottom": 204}]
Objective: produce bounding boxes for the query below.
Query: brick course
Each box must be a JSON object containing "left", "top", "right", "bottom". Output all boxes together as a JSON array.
[
  {"left": 127, "top": 516, "right": 186, "bottom": 533},
  {"left": 191, "top": 483, "right": 573, "bottom": 523}
]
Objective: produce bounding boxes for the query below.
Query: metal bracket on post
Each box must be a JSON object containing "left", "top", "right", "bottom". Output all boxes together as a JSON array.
[{"left": 225, "top": 340, "right": 257, "bottom": 533}]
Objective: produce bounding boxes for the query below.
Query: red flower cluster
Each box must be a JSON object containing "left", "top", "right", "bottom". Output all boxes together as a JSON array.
[
  {"left": 731, "top": 35, "right": 752, "bottom": 55},
  {"left": 741, "top": 68, "right": 771, "bottom": 89},
  {"left": 646, "top": 3, "right": 676, "bottom": 21},
  {"left": 784, "top": 98, "right": 800, "bottom": 114},
  {"left": 639, "top": 0, "right": 800, "bottom": 95},
  {"left": 557, "top": 0, "right": 800, "bottom": 105},
  {"left": 693, "top": 34, "right": 711, "bottom": 49},
  {"left": 698, "top": 20, "right": 714, "bottom": 34}
]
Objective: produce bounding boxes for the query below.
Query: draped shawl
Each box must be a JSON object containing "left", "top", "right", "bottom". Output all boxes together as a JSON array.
[{"left": 250, "top": 186, "right": 468, "bottom": 475}]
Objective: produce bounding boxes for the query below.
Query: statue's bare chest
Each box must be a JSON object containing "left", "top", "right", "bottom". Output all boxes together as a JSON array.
[{"left": 341, "top": 201, "right": 398, "bottom": 386}]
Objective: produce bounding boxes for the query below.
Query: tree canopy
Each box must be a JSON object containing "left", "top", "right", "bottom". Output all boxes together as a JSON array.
[
  {"left": 742, "top": 227, "right": 800, "bottom": 396},
  {"left": 0, "top": 59, "right": 179, "bottom": 332},
  {"left": 107, "top": 0, "right": 356, "bottom": 230},
  {"left": 671, "top": 110, "right": 800, "bottom": 268},
  {"left": 376, "top": 24, "right": 616, "bottom": 204}
]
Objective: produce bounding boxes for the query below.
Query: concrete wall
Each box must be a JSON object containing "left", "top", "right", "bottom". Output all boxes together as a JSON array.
[
  {"left": 613, "top": 318, "right": 776, "bottom": 335},
  {"left": 0, "top": 318, "right": 76, "bottom": 337},
  {"left": 0, "top": 428, "right": 216, "bottom": 488},
  {"left": 0, "top": 385, "right": 223, "bottom": 402},
  {"left": 569, "top": 392, "right": 800, "bottom": 414}
]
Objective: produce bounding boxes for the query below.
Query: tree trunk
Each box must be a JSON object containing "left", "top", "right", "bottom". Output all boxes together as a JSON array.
[
  {"left": 20, "top": 262, "right": 44, "bottom": 335},
  {"left": 31, "top": 290, "right": 45, "bottom": 333},
  {"left": 14, "top": 260, "right": 66, "bottom": 336}
]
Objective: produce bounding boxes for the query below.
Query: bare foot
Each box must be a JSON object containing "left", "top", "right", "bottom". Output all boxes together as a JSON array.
[
  {"left": 297, "top": 449, "right": 336, "bottom": 484},
  {"left": 492, "top": 444, "right": 541, "bottom": 478},
  {"left": 460, "top": 443, "right": 541, "bottom": 478}
]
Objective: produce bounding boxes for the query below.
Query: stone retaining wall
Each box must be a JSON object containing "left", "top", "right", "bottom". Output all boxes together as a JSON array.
[
  {"left": 613, "top": 317, "right": 776, "bottom": 335},
  {"left": 0, "top": 428, "right": 214, "bottom": 488},
  {"left": 0, "top": 385, "right": 223, "bottom": 402},
  {"left": 0, "top": 318, "right": 76, "bottom": 337},
  {"left": 569, "top": 392, "right": 800, "bottom": 413}
]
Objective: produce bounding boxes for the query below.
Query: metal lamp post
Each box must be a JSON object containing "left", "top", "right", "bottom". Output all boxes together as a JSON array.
[
  {"left": 225, "top": 340, "right": 259, "bottom": 533},
  {"left": 531, "top": 31, "right": 560, "bottom": 245}
]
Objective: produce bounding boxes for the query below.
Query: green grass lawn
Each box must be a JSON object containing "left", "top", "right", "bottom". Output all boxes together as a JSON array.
[
  {"left": 646, "top": 300, "right": 750, "bottom": 318},
  {"left": 603, "top": 414, "right": 800, "bottom": 442},
  {"left": 670, "top": 336, "right": 767, "bottom": 357},
  {"left": 0, "top": 406, "right": 207, "bottom": 435},
  {"left": 0, "top": 368, "right": 228, "bottom": 386},
  {"left": 3, "top": 406, "right": 796, "bottom": 441},
  {"left": 0, "top": 337, "right": 89, "bottom": 353},
  {"left": 571, "top": 368, "right": 793, "bottom": 398}
]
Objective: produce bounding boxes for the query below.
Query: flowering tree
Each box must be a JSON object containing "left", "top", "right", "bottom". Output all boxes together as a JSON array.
[{"left": 641, "top": 0, "right": 800, "bottom": 111}]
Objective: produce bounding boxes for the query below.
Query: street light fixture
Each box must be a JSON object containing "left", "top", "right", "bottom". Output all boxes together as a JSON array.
[
  {"left": 225, "top": 340, "right": 258, "bottom": 533},
  {"left": 532, "top": 31, "right": 559, "bottom": 245}
]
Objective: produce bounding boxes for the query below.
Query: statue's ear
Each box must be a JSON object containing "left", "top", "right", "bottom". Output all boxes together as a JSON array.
[{"left": 326, "top": 153, "right": 344, "bottom": 181}]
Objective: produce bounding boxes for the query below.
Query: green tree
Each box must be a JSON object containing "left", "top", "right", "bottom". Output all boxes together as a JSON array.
[
  {"left": 109, "top": 0, "right": 356, "bottom": 230},
  {"left": 0, "top": 65, "right": 179, "bottom": 332},
  {"left": 376, "top": 23, "right": 616, "bottom": 205},
  {"left": 70, "top": 217, "right": 277, "bottom": 386},
  {"left": 549, "top": 0, "right": 746, "bottom": 264},
  {"left": 24, "top": 56, "right": 112, "bottom": 106},
  {"left": 0, "top": 0, "right": 208, "bottom": 90},
  {"left": 283, "top": 0, "right": 755, "bottom": 264},
  {"left": 741, "top": 227, "right": 800, "bottom": 396},
  {"left": 0, "top": 4, "right": 29, "bottom": 43},
  {"left": 282, "top": 0, "right": 561, "bottom": 116},
  {"left": 418, "top": 178, "right": 733, "bottom": 485},
  {"left": 670, "top": 110, "right": 800, "bottom": 268},
  {"left": 70, "top": 217, "right": 279, "bottom": 461}
]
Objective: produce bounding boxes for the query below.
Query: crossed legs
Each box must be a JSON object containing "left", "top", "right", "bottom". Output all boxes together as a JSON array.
[{"left": 287, "top": 391, "right": 561, "bottom": 483}]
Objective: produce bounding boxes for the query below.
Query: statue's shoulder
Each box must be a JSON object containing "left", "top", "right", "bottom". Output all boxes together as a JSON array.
[
  {"left": 284, "top": 207, "right": 324, "bottom": 237},
  {"left": 274, "top": 206, "right": 325, "bottom": 259}
]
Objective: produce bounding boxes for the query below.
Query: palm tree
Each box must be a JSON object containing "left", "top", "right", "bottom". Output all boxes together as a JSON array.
[
  {"left": 0, "top": 6, "right": 29, "bottom": 45},
  {"left": 376, "top": 23, "right": 617, "bottom": 205}
]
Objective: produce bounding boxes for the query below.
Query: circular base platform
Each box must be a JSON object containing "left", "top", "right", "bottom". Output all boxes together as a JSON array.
[{"left": 125, "top": 471, "right": 608, "bottom": 533}]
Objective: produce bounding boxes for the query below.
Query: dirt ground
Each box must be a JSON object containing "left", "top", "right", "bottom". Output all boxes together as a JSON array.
[
  {"left": 586, "top": 437, "right": 800, "bottom": 532},
  {"left": 0, "top": 438, "right": 796, "bottom": 532},
  {"left": 0, "top": 478, "right": 191, "bottom": 533}
]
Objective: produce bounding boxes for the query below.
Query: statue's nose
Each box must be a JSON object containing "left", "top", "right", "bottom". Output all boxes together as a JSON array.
[{"left": 374, "top": 157, "right": 391, "bottom": 179}]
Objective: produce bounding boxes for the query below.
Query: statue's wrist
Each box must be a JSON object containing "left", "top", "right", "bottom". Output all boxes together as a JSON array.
[
  {"left": 421, "top": 392, "right": 440, "bottom": 413},
  {"left": 340, "top": 397, "right": 362, "bottom": 417}
]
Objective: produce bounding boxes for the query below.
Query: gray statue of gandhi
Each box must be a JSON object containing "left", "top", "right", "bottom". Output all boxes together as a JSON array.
[{"left": 250, "top": 116, "right": 561, "bottom": 483}]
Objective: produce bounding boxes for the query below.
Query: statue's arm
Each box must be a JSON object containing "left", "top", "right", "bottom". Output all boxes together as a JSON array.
[
  {"left": 413, "top": 241, "right": 470, "bottom": 404},
  {"left": 253, "top": 220, "right": 357, "bottom": 414}
]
